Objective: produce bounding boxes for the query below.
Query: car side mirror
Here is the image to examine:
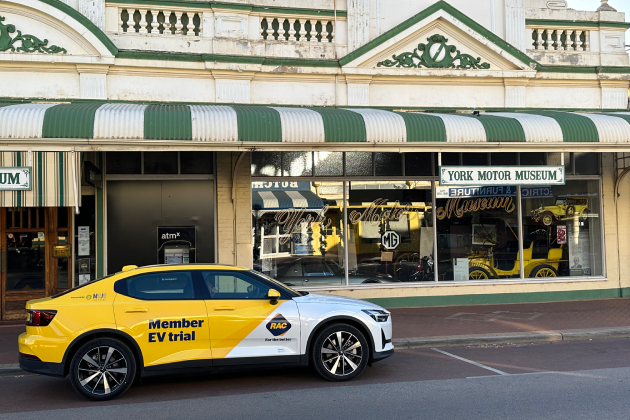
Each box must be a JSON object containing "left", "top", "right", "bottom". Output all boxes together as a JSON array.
[{"left": 268, "top": 289, "right": 281, "bottom": 305}]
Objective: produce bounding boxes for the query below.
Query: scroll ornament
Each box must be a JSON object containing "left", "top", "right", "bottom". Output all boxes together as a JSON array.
[{"left": 0, "top": 16, "right": 67, "bottom": 54}]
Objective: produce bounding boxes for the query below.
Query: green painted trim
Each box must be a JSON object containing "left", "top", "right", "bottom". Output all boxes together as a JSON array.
[
  {"left": 106, "top": 0, "right": 347, "bottom": 17},
  {"left": 365, "top": 288, "right": 626, "bottom": 308},
  {"left": 117, "top": 50, "right": 340, "bottom": 67},
  {"left": 96, "top": 153, "right": 104, "bottom": 278},
  {"left": 339, "top": 1, "right": 537, "bottom": 69},
  {"left": 599, "top": 67, "right": 630, "bottom": 74},
  {"left": 38, "top": 0, "right": 118, "bottom": 56},
  {"left": 537, "top": 66, "right": 598, "bottom": 74},
  {"left": 526, "top": 19, "right": 630, "bottom": 29}
]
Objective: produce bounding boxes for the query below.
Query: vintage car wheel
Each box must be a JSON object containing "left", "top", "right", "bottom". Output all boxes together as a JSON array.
[
  {"left": 541, "top": 212, "right": 554, "bottom": 226},
  {"left": 566, "top": 206, "right": 576, "bottom": 218},
  {"left": 580, "top": 208, "right": 590, "bottom": 220},
  {"left": 531, "top": 265, "right": 558, "bottom": 278},
  {"left": 469, "top": 266, "right": 492, "bottom": 280}
]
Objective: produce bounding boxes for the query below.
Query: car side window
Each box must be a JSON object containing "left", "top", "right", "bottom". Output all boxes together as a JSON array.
[
  {"left": 118, "top": 271, "right": 195, "bottom": 300},
  {"left": 201, "top": 271, "right": 271, "bottom": 299}
]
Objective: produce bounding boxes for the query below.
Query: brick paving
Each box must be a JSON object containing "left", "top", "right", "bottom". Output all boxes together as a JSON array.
[{"left": 0, "top": 298, "right": 629, "bottom": 365}]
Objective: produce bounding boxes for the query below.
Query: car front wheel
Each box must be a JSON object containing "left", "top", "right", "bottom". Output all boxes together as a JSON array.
[
  {"left": 312, "top": 323, "right": 369, "bottom": 382},
  {"left": 69, "top": 338, "right": 136, "bottom": 401}
]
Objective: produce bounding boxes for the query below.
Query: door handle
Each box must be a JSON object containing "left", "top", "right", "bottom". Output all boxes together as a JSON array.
[
  {"left": 125, "top": 308, "right": 148, "bottom": 313},
  {"left": 214, "top": 306, "right": 235, "bottom": 311}
]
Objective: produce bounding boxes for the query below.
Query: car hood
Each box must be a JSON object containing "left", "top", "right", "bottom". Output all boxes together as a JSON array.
[{"left": 293, "top": 293, "right": 384, "bottom": 310}]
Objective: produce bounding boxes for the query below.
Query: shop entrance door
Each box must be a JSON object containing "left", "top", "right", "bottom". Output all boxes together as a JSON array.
[{"left": 0, "top": 208, "right": 73, "bottom": 320}]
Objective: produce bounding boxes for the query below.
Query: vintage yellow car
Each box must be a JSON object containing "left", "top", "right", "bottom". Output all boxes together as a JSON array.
[
  {"left": 531, "top": 196, "right": 590, "bottom": 226},
  {"left": 467, "top": 240, "right": 563, "bottom": 279}
]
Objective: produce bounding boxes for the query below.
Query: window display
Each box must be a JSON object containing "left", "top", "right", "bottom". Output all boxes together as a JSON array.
[{"left": 251, "top": 152, "right": 605, "bottom": 287}]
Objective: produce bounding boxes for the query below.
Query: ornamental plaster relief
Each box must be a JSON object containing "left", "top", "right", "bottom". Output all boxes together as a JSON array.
[
  {"left": 79, "top": 72, "right": 107, "bottom": 99},
  {"left": 215, "top": 79, "right": 250, "bottom": 103},
  {"left": 601, "top": 88, "right": 628, "bottom": 110}
]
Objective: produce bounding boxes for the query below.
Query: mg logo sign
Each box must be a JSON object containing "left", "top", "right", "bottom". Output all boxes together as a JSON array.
[{"left": 381, "top": 231, "right": 401, "bottom": 250}]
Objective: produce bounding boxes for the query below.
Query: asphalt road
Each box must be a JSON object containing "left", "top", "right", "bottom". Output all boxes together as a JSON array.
[{"left": 1, "top": 338, "right": 629, "bottom": 420}]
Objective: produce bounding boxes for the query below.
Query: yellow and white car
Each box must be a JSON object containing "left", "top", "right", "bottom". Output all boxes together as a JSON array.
[{"left": 18, "top": 264, "right": 394, "bottom": 401}]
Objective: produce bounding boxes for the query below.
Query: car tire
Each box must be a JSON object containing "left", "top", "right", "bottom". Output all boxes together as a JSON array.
[
  {"left": 469, "top": 266, "right": 492, "bottom": 280},
  {"left": 541, "top": 212, "right": 554, "bottom": 226},
  {"left": 69, "top": 338, "right": 136, "bottom": 401},
  {"left": 531, "top": 264, "right": 558, "bottom": 278},
  {"left": 566, "top": 206, "right": 576, "bottom": 218},
  {"left": 312, "top": 323, "right": 369, "bottom": 382},
  {"left": 580, "top": 208, "right": 590, "bottom": 220}
]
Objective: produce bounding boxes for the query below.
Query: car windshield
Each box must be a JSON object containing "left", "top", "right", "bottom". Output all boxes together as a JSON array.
[{"left": 249, "top": 270, "right": 303, "bottom": 297}]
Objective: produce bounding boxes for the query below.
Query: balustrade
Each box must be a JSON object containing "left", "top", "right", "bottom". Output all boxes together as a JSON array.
[
  {"left": 119, "top": 8, "right": 202, "bottom": 36},
  {"left": 531, "top": 28, "right": 590, "bottom": 51},
  {"left": 260, "top": 17, "right": 334, "bottom": 43}
]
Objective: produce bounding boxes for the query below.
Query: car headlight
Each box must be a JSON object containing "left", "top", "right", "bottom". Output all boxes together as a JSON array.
[{"left": 362, "top": 309, "right": 390, "bottom": 322}]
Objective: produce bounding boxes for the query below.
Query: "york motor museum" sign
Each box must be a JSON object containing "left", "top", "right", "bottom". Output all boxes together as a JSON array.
[{"left": 439, "top": 166, "right": 565, "bottom": 186}]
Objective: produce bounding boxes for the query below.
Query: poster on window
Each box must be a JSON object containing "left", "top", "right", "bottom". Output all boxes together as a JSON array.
[
  {"left": 557, "top": 225, "right": 567, "bottom": 245},
  {"left": 568, "top": 224, "right": 591, "bottom": 276},
  {"left": 453, "top": 258, "right": 469, "bottom": 281}
]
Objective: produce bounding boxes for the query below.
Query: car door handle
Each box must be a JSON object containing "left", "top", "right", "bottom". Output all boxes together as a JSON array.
[
  {"left": 124, "top": 308, "right": 148, "bottom": 313},
  {"left": 214, "top": 306, "right": 235, "bottom": 311}
]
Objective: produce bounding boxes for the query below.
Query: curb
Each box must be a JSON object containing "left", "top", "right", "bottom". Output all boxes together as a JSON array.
[
  {"left": 392, "top": 327, "right": 630, "bottom": 349},
  {"left": 0, "top": 364, "right": 21, "bottom": 375}
]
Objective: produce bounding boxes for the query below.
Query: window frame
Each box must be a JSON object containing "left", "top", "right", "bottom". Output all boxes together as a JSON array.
[{"left": 197, "top": 270, "right": 297, "bottom": 300}]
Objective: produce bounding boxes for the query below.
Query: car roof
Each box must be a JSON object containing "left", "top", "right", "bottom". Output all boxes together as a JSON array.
[{"left": 117, "top": 263, "right": 250, "bottom": 274}]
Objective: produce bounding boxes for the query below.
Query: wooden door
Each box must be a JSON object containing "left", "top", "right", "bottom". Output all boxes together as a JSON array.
[{"left": 0, "top": 207, "right": 73, "bottom": 320}]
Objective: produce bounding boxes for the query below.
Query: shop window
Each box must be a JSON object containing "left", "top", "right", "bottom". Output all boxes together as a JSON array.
[
  {"left": 144, "top": 152, "right": 178, "bottom": 174},
  {"left": 106, "top": 152, "right": 141, "bottom": 174},
  {"left": 346, "top": 152, "right": 373, "bottom": 176},
  {"left": 574, "top": 153, "right": 600, "bottom": 175},
  {"left": 521, "top": 180, "right": 602, "bottom": 277},
  {"left": 252, "top": 181, "right": 347, "bottom": 287},
  {"left": 436, "top": 184, "right": 519, "bottom": 281},
  {"left": 348, "top": 181, "right": 434, "bottom": 284},
  {"left": 375, "top": 153, "right": 403, "bottom": 176},
  {"left": 441, "top": 153, "right": 460, "bottom": 166},
  {"left": 520, "top": 152, "right": 546, "bottom": 166},
  {"left": 405, "top": 153, "right": 434, "bottom": 176},
  {"left": 490, "top": 153, "right": 518, "bottom": 166},
  {"left": 463, "top": 153, "right": 489, "bottom": 166},
  {"left": 314, "top": 152, "right": 343, "bottom": 176},
  {"left": 180, "top": 152, "right": 213, "bottom": 174},
  {"left": 282, "top": 152, "right": 313, "bottom": 177},
  {"left": 252, "top": 152, "right": 281, "bottom": 177}
]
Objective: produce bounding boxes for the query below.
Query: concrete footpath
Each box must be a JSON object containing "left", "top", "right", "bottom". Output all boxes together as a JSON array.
[{"left": 1, "top": 298, "right": 629, "bottom": 372}]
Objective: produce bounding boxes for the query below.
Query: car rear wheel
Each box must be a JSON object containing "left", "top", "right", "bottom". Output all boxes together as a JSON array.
[
  {"left": 312, "top": 324, "right": 369, "bottom": 382},
  {"left": 541, "top": 212, "right": 554, "bottom": 226},
  {"left": 531, "top": 264, "right": 558, "bottom": 278},
  {"left": 469, "top": 266, "right": 492, "bottom": 280},
  {"left": 70, "top": 338, "right": 136, "bottom": 401}
]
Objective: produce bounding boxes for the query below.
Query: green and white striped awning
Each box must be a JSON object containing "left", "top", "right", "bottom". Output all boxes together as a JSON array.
[
  {"left": 2, "top": 103, "right": 630, "bottom": 144},
  {"left": 0, "top": 152, "right": 80, "bottom": 208}
]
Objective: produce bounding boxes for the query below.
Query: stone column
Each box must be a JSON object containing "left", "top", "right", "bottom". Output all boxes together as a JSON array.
[
  {"left": 505, "top": 0, "right": 525, "bottom": 52},
  {"left": 347, "top": 0, "right": 370, "bottom": 51},
  {"left": 79, "top": 0, "right": 106, "bottom": 31}
]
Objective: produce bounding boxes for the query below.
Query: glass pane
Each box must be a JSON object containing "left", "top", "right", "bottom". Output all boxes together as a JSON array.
[
  {"left": 348, "top": 181, "right": 434, "bottom": 284},
  {"left": 346, "top": 152, "right": 373, "bottom": 176},
  {"left": 180, "top": 151, "right": 213, "bottom": 174},
  {"left": 201, "top": 271, "right": 270, "bottom": 299},
  {"left": 6, "top": 232, "right": 45, "bottom": 291},
  {"left": 314, "top": 152, "right": 343, "bottom": 176},
  {"left": 57, "top": 208, "right": 68, "bottom": 229},
  {"left": 490, "top": 153, "right": 518, "bottom": 166},
  {"left": 522, "top": 180, "right": 602, "bottom": 278},
  {"left": 462, "top": 153, "right": 489, "bottom": 166},
  {"left": 436, "top": 184, "right": 519, "bottom": 281},
  {"left": 106, "top": 152, "right": 141, "bottom": 174},
  {"left": 251, "top": 152, "right": 281, "bottom": 176},
  {"left": 125, "top": 271, "right": 194, "bottom": 300},
  {"left": 282, "top": 152, "right": 313, "bottom": 177},
  {"left": 56, "top": 233, "right": 69, "bottom": 289},
  {"left": 574, "top": 153, "right": 599, "bottom": 175},
  {"left": 375, "top": 153, "right": 403, "bottom": 176},
  {"left": 144, "top": 152, "right": 178, "bottom": 174},
  {"left": 520, "top": 153, "right": 546, "bottom": 166},
  {"left": 405, "top": 153, "right": 434, "bottom": 176},
  {"left": 441, "top": 153, "right": 460, "bottom": 166},
  {"left": 252, "top": 181, "right": 346, "bottom": 287}
]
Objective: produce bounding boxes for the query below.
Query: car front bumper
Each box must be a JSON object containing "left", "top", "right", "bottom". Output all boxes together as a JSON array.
[{"left": 372, "top": 348, "right": 394, "bottom": 363}]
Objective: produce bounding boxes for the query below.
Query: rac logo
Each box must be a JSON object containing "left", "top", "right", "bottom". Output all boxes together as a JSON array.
[{"left": 266, "top": 314, "right": 291, "bottom": 337}]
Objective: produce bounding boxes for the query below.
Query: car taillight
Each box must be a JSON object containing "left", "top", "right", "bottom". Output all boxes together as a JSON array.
[{"left": 25, "top": 310, "right": 57, "bottom": 327}]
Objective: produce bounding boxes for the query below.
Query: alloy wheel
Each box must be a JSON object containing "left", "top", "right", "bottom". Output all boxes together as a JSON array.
[
  {"left": 321, "top": 331, "right": 363, "bottom": 376},
  {"left": 77, "top": 346, "right": 128, "bottom": 395}
]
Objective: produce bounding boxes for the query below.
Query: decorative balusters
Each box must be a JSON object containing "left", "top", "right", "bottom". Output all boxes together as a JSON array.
[
  {"left": 118, "top": 8, "right": 203, "bottom": 36},
  {"left": 256, "top": 17, "right": 335, "bottom": 43},
  {"left": 531, "top": 28, "right": 591, "bottom": 51}
]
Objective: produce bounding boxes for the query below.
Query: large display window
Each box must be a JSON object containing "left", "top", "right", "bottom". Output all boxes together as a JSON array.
[{"left": 251, "top": 152, "right": 605, "bottom": 288}]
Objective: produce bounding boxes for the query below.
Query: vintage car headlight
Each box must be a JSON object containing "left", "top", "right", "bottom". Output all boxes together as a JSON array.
[{"left": 362, "top": 309, "right": 390, "bottom": 322}]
